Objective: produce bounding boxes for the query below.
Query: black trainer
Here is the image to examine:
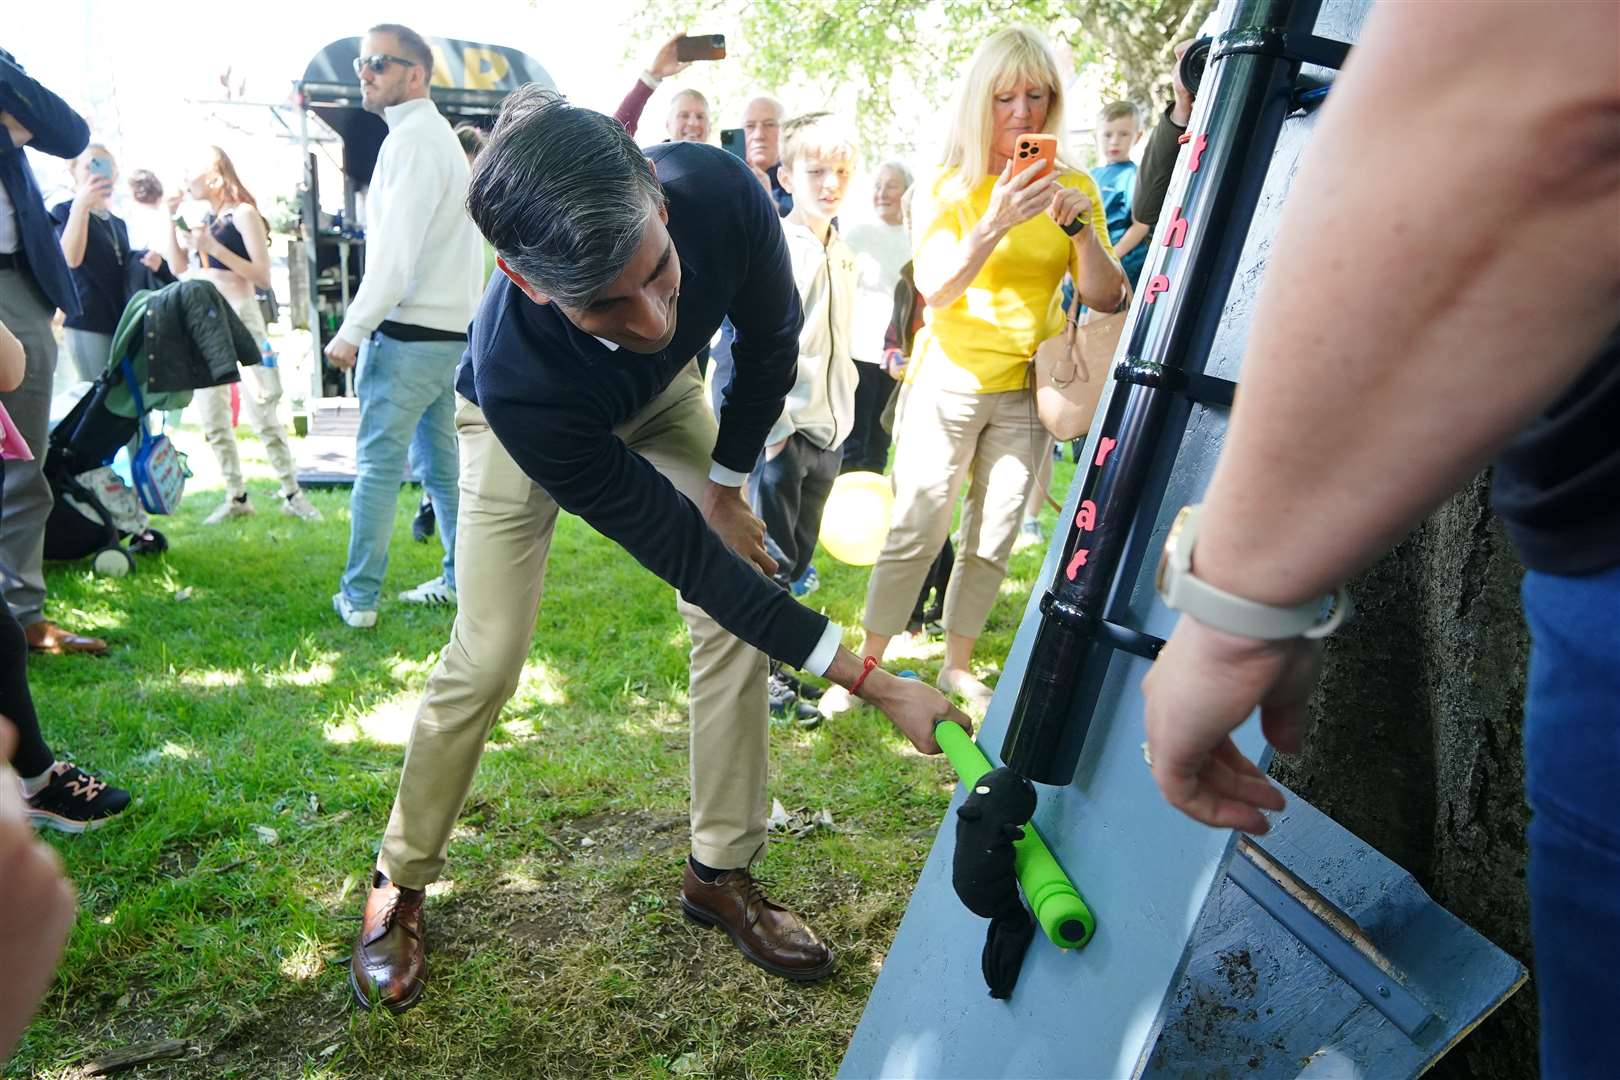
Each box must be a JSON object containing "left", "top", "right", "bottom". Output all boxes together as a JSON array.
[{"left": 25, "top": 762, "right": 132, "bottom": 833}]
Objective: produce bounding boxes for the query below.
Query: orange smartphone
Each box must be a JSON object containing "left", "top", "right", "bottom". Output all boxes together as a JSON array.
[{"left": 1011, "top": 134, "right": 1057, "bottom": 179}]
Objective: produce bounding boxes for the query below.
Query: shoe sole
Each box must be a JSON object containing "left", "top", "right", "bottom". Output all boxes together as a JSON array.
[
  {"left": 28, "top": 808, "right": 119, "bottom": 834},
  {"left": 679, "top": 898, "right": 837, "bottom": 983},
  {"left": 349, "top": 964, "right": 425, "bottom": 1013}
]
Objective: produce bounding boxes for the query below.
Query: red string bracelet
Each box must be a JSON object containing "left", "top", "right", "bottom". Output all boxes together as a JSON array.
[{"left": 849, "top": 656, "right": 880, "bottom": 699}]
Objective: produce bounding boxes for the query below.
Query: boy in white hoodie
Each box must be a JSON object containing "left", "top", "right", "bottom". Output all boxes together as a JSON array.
[{"left": 749, "top": 113, "right": 859, "bottom": 715}]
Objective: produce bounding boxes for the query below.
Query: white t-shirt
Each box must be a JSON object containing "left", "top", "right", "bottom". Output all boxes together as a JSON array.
[{"left": 842, "top": 220, "right": 910, "bottom": 364}]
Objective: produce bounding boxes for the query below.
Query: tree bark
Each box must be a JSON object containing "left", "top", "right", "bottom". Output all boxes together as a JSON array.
[{"left": 1269, "top": 471, "right": 1537, "bottom": 1078}]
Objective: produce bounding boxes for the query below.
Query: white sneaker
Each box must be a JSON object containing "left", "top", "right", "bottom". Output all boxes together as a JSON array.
[
  {"left": 1012, "top": 518, "right": 1044, "bottom": 553},
  {"left": 399, "top": 577, "right": 456, "bottom": 606},
  {"left": 332, "top": 592, "right": 378, "bottom": 628},
  {"left": 281, "top": 489, "right": 323, "bottom": 522},
  {"left": 204, "top": 494, "right": 255, "bottom": 524}
]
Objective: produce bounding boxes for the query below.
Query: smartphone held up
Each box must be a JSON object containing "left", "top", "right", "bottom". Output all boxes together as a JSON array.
[
  {"left": 1011, "top": 134, "right": 1057, "bottom": 180},
  {"left": 676, "top": 34, "right": 725, "bottom": 62}
]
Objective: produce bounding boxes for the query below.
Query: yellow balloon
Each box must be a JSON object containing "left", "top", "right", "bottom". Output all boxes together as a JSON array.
[{"left": 819, "top": 471, "right": 894, "bottom": 566}]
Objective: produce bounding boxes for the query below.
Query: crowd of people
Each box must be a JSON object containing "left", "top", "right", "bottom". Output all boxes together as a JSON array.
[{"left": 1, "top": 4, "right": 1615, "bottom": 1075}]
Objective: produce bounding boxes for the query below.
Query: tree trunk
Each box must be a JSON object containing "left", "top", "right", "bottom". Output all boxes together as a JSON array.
[{"left": 1269, "top": 471, "right": 1537, "bottom": 1078}]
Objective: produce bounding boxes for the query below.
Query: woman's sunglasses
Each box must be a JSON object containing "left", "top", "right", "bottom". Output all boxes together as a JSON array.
[{"left": 353, "top": 54, "right": 418, "bottom": 76}]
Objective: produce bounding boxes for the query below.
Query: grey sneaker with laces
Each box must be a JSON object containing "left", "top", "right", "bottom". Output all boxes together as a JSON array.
[
  {"left": 282, "top": 489, "right": 323, "bottom": 522},
  {"left": 204, "top": 493, "right": 254, "bottom": 524}
]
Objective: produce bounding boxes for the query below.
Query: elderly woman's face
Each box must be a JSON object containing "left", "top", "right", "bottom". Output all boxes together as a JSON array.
[{"left": 989, "top": 79, "right": 1050, "bottom": 163}]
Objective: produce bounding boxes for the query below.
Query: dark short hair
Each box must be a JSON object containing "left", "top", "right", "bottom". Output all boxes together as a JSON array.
[
  {"left": 453, "top": 122, "right": 486, "bottom": 160},
  {"left": 467, "top": 86, "right": 666, "bottom": 308},
  {"left": 127, "top": 169, "right": 162, "bottom": 205},
  {"left": 368, "top": 23, "right": 433, "bottom": 80}
]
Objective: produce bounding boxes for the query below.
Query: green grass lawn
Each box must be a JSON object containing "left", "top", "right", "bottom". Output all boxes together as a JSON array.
[{"left": 15, "top": 425, "right": 1075, "bottom": 1080}]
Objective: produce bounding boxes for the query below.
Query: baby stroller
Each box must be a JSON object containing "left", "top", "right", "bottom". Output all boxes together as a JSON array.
[{"left": 44, "top": 357, "right": 179, "bottom": 577}]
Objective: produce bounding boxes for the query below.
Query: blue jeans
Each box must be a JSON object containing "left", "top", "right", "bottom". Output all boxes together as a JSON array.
[
  {"left": 339, "top": 332, "right": 460, "bottom": 608},
  {"left": 1521, "top": 563, "right": 1620, "bottom": 1078},
  {"left": 748, "top": 432, "right": 841, "bottom": 589}
]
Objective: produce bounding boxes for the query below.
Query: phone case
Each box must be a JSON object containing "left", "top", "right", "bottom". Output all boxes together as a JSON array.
[{"left": 1011, "top": 134, "right": 1057, "bottom": 179}]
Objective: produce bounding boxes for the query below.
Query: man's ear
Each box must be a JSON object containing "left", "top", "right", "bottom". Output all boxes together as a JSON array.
[{"left": 497, "top": 256, "right": 550, "bottom": 306}]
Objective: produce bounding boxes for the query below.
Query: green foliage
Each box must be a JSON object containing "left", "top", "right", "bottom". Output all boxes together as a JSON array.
[{"left": 633, "top": 0, "right": 1214, "bottom": 156}]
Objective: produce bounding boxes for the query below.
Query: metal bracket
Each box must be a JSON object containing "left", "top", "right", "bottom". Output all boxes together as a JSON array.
[
  {"left": 1228, "top": 839, "right": 1438, "bottom": 1039},
  {"left": 1213, "top": 28, "right": 1351, "bottom": 70},
  {"left": 1113, "top": 359, "right": 1238, "bottom": 409},
  {"left": 1039, "top": 594, "right": 1165, "bottom": 660}
]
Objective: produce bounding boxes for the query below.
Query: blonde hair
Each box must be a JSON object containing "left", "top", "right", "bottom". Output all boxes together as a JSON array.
[
  {"left": 780, "top": 111, "right": 858, "bottom": 171},
  {"left": 938, "top": 26, "right": 1073, "bottom": 202}
]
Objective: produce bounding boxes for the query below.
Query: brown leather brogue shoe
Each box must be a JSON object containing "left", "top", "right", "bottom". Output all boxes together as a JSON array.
[
  {"left": 25, "top": 621, "right": 107, "bottom": 655},
  {"left": 680, "top": 862, "right": 836, "bottom": 982},
  {"left": 350, "top": 871, "right": 426, "bottom": 1012}
]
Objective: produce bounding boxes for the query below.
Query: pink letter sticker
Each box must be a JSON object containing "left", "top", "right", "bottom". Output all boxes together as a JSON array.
[
  {"left": 1143, "top": 275, "right": 1170, "bottom": 304},
  {"left": 1163, "top": 205, "right": 1189, "bottom": 249},
  {"left": 1094, "top": 437, "right": 1118, "bottom": 467},
  {"left": 1074, "top": 499, "right": 1097, "bottom": 532},
  {"left": 1188, "top": 132, "right": 1209, "bottom": 173},
  {"left": 1065, "top": 548, "right": 1090, "bottom": 581}
]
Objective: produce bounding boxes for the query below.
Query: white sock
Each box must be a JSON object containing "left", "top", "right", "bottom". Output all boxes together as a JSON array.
[{"left": 20, "top": 763, "right": 55, "bottom": 797}]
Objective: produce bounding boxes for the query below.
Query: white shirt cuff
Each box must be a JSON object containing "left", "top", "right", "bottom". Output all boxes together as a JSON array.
[
  {"left": 707, "top": 461, "right": 750, "bottom": 487},
  {"left": 335, "top": 322, "right": 371, "bottom": 348},
  {"left": 801, "top": 620, "right": 843, "bottom": 677},
  {"left": 639, "top": 71, "right": 662, "bottom": 90}
]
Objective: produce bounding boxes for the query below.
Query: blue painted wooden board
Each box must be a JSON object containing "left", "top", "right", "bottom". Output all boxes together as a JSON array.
[
  {"left": 830, "top": 2, "right": 1521, "bottom": 1076},
  {"left": 1148, "top": 790, "right": 1526, "bottom": 1078}
]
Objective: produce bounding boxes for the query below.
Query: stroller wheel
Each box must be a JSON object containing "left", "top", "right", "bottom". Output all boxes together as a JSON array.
[
  {"left": 130, "top": 529, "right": 168, "bottom": 555},
  {"left": 92, "top": 546, "right": 135, "bottom": 578}
]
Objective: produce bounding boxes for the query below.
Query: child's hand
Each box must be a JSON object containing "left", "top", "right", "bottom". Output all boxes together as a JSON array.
[{"left": 882, "top": 348, "right": 907, "bottom": 379}]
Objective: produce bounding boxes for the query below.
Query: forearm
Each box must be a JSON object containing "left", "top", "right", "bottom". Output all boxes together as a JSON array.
[
  {"left": 1190, "top": 3, "right": 1620, "bottom": 607},
  {"left": 613, "top": 76, "right": 655, "bottom": 137},
  {"left": 1115, "top": 220, "right": 1150, "bottom": 257},
  {"left": 916, "top": 218, "right": 1003, "bottom": 309},
  {"left": 0, "top": 320, "right": 25, "bottom": 390},
  {"left": 1072, "top": 226, "right": 1125, "bottom": 310},
  {"left": 58, "top": 205, "right": 88, "bottom": 267}
]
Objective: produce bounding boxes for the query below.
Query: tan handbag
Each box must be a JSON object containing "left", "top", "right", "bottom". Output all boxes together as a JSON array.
[{"left": 1031, "top": 286, "right": 1126, "bottom": 442}]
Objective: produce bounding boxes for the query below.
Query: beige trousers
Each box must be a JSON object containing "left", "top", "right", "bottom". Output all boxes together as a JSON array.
[
  {"left": 863, "top": 379, "right": 1044, "bottom": 639},
  {"left": 379, "top": 363, "right": 770, "bottom": 887},
  {"left": 193, "top": 298, "right": 299, "bottom": 498}
]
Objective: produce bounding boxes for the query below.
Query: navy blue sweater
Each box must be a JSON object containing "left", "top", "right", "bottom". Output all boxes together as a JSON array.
[
  {"left": 458, "top": 141, "right": 829, "bottom": 666},
  {"left": 0, "top": 49, "right": 87, "bottom": 317},
  {"left": 49, "top": 201, "right": 132, "bottom": 333}
]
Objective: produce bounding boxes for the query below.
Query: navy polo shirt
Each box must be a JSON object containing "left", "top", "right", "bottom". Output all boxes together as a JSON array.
[{"left": 459, "top": 140, "right": 828, "bottom": 666}]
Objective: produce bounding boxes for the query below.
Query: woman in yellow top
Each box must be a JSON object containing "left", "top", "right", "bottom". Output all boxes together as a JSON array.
[{"left": 827, "top": 26, "right": 1127, "bottom": 716}]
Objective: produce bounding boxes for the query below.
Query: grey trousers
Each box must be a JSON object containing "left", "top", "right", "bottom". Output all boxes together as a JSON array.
[{"left": 0, "top": 268, "right": 59, "bottom": 626}]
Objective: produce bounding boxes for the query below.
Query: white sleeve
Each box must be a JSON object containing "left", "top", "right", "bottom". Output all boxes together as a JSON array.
[{"left": 335, "top": 139, "right": 446, "bottom": 345}]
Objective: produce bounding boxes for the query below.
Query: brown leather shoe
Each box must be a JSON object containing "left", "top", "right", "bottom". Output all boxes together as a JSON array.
[
  {"left": 350, "top": 871, "right": 426, "bottom": 1012},
  {"left": 25, "top": 620, "right": 107, "bottom": 655},
  {"left": 680, "top": 862, "right": 836, "bottom": 982}
]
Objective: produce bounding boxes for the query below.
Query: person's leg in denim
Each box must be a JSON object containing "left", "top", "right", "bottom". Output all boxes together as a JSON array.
[
  {"left": 1520, "top": 563, "right": 1620, "bottom": 1077},
  {"left": 338, "top": 334, "right": 462, "bottom": 611},
  {"left": 750, "top": 434, "right": 809, "bottom": 589},
  {"left": 409, "top": 376, "right": 460, "bottom": 590}
]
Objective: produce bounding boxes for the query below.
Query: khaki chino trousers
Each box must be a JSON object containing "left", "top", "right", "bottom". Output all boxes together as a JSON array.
[
  {"left": 863, "top": 379, "right": 1044, "bottom": 639},
  {"left": 379, "top": 363, "right": 770, "bottom": 887}
]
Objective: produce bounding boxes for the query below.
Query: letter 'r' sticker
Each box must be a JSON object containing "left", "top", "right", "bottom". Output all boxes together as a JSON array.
[{"left": 1094, "top": 437, "right": 1118, "bottom": 467}]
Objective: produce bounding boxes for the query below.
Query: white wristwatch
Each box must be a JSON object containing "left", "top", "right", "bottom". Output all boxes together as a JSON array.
[{"left": 1155, "top": 504, "right": 1351, "bottom": 640}]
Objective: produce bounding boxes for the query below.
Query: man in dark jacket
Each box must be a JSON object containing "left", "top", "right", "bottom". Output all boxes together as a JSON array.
[{"left": 0, "top": 49, "right": 105, "bottom": 654}]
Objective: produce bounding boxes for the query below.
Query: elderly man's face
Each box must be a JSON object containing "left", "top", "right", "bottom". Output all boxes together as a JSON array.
[
  {"left": 742, "top": 98, "right": 782, "bottom": 170},
  {"left": 666, "top": 93, "right": 710, "bottom": 143}
]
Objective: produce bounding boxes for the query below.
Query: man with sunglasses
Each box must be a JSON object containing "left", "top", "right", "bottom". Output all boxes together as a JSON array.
[{"left": 324, "top": 24, "right": 482, "bottom": 628}]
